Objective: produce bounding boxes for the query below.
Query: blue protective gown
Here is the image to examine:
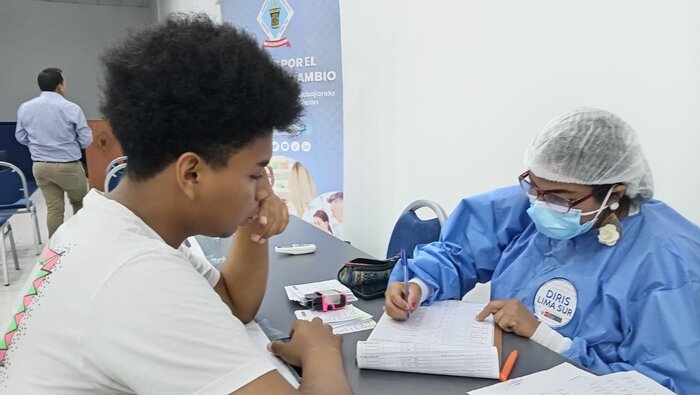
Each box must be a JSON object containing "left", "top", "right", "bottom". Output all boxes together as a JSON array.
[{"left": 389, "top": 186, "right": 700, "bottom": 394}]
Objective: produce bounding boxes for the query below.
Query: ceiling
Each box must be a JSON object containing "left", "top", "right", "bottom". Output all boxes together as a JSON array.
[{"left": 38, "top": 0, "right": 151, "bottom": 7}]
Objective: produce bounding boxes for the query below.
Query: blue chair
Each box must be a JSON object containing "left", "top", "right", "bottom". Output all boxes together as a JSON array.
[
  {"left": 386, "top": 200, "right": 448, "bottom": 259},
  {"left": 104, "top": 155, "right": 127, "bottom": 176},
  {"left": 0, "top": 161, "right": 41, "bottom": 255},
  {"left": 104, "top": 162, "right": 127, "bottom": 193},
  {"left": 1, "top": 215, "right": 19, "bottom": 286}
]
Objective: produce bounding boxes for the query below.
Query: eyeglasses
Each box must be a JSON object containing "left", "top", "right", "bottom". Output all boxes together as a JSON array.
[{"left": 518, "top": 171, "right": 596, "bottom": 213}]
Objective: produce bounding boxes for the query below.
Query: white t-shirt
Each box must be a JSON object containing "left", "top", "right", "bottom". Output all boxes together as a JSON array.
[{"left": 0, "top": 190, "right": 274, "bottom": 394}]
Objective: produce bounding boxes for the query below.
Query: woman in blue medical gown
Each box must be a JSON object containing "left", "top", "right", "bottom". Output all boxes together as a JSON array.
[{"left": 384, "top": 108, "right": 700, "bottom": 394}]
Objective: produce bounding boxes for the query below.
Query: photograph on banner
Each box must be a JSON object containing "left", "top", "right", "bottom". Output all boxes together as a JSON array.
[
  {"left": 221, "top": 0, "right": 345, "bottom": 241},
  {"left": 269, "top": 156, "right": 344, "bottom": 240}
]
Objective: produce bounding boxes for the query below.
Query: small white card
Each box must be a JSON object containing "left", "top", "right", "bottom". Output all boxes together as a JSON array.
[{"left": 284, "top": 279, "right": 358, "bottom": 302}]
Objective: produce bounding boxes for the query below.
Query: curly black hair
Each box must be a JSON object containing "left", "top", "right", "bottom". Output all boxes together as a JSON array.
[{"left": 100, "top": 14, "right": 302, "bottom": 180}]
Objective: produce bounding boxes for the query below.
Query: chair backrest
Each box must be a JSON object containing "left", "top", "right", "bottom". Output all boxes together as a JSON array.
[
  {"left": 386, "top": 199, "right": 448, "bottom": 259},
  {"left": 104, "top": 163, "right": 127, "bottom": 192},
  {"left": 0, "top": 161, "right": 30, "bottom": 206},
  {"left": 104, "top": 156, "right": 128, "bottom": 176}
]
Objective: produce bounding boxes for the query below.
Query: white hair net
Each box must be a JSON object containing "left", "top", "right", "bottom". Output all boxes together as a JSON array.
[{"left": 524, "top": 107, "right": 653, "bottom": 203}]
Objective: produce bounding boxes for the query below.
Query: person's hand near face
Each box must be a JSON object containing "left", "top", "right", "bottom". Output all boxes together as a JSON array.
[{"left": 244, "top": 175, "right": 289, "bottom": 244}]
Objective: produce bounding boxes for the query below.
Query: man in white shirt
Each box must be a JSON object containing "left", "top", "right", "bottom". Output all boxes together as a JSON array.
[{"left": 0, "top": 14, "right": 351, "bottom": 395}]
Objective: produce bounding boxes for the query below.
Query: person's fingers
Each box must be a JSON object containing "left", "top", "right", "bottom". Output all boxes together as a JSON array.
[
  {"left": 254, "top": 199, "right": 270, "bottom": 240},
  {"left": 268, "top": 339, "right": 302, "bottom": 367},
  {"left": 281, "top": 202, "right": 289, "bottom": 224},
  {"left": 475, "top": 300, "right": 506, "bottom": 321},
  {"left": 262, "top": 200, "right": 276, "bottom": 229},
  {"left": 406, "top": 283, "right": 422, "bottom": 311},
  {"left": 493, "top": 309, "right": 507, "bottom": 324},
  {"left": 385, "top": 301, "right": 409, "bottom": 321},
  {"left": 271, "top": 201, "right": 287, "bottom": 235},
  {"left": 495, "top": 304, "right": 523, "bottom": 332},
  {"left": 385, "top": 284, "right": 414, "bottom": 320},
  {"left": 497, "top": 321, "right": 514, "bottom": 332},
  {"left": 387, "top": 286, "right": 410, "bottom": 311},
  {"left": 268, "top": 340, "right": 286, "bottom": 355},
  {"left": 248, "top": 195, "right": 271, "bottom": 242},
  {"left": 276, "top": 204, "right": 289, "bottom": 234},
  {"left": 503, "top": 302, "right": 524, "bottom": 325},
  {"left": 288, "top": 319, "right": 303, "bottom": 338},
  {"left": 258, "top": 197, "right": 270, "bottom": 221},
  {"left": 248, "top": 216, "right": 262, "bottom": 242},
  {"left": 262, "top": 215, "right": 277, "bottom": 240},
  {"left": 254, "top": 196, "right": 288, "bottom": 241},
  {"left": 493, "top": 310, "right": 511, "bottom": 331}
]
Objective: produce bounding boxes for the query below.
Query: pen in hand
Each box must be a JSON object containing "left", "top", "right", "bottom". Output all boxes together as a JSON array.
[{"left": 401, "top": 248, "right": 410, "bottom": 319}]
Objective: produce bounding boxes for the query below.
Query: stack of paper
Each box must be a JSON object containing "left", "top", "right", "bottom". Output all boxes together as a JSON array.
[
  {"left": 356, "top": 301, "right": 500, "bottom": 379},
  {"left": 284, "top": 279, "right": 358, "bottom": 303},
  {"left": 294, "top": 305, "right": 376, "bottom": 334},
  {"left": 468, "top": 362, "right": 674, "bottom": 395}
]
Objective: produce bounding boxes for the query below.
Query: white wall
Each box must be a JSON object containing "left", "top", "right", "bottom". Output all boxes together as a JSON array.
[
  {"left": 138, "top": 0, "right": 700, "bottom": 258},
  {"left": 150, "top": 0, "right": 221, "bottom": 23},
  {"left": 0, "top": 0, "right": 150, "bottom": 120},
  {"left": 340, "top": 0, "right": 700, "bottom": 258}
]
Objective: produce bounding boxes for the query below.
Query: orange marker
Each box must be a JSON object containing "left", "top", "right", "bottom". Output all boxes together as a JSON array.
[{"left": 499, "top": 349, "right": 518, "bottom": 382}]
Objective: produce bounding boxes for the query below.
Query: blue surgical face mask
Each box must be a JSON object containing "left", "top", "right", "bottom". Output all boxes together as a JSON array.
[{"left": 526, "top": 187, "right": 615, "bottom": 240}]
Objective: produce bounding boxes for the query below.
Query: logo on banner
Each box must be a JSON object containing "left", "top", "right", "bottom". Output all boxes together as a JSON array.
[
  {"left": 257, "top": 0, "right": 294, "bottom": 48},
  {"left": 534, "top": 278, "right": 577, "bottom": 328}
]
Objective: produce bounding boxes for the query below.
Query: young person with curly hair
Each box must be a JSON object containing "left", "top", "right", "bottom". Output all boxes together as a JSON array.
[{"left": 0, "top": 15, "right": 351, "bottom": 395}]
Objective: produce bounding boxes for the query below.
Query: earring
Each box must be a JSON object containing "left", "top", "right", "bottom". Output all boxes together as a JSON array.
[{"left": 610, "top": 202, "right": 620, "bottom": 211}]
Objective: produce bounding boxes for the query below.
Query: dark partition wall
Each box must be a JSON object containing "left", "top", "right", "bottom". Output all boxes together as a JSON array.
[{"left": 0, "top": 122, "right": 34, "bottom": 182}]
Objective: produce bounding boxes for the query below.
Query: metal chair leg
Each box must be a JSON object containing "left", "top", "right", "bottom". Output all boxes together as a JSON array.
[
  {"left": 8, "top": 223, "right": 19, "bottom": 270},
  {"left": 33, "top": 205, "right": 42, "bottom": 244},
  {"left": 1, "top": 234, "right": 9, "bottom": 286},
  {"left": 31, "top": 205, "right": 41, "bottom": 255}
]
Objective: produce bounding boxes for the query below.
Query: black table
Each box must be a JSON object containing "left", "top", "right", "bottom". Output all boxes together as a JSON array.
[{"left": 198, "top": 217, "right": 568, "bottom": 394}]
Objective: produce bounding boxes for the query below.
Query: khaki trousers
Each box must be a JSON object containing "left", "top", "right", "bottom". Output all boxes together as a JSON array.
[{"left": 32, "top": 162, "right": 88, "bottom": 237}]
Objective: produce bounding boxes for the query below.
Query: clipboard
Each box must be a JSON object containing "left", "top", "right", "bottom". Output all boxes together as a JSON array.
[{"left": 493, "top": 323, "right": 503, "bottom": 368}]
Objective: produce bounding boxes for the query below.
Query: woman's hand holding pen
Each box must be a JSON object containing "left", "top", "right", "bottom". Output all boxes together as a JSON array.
[
  {"left": 475, "top": 299, "right": 540, "bottom": 338},
  {"left": 384, "top": 282, "right": 422, "bottom": 321}
]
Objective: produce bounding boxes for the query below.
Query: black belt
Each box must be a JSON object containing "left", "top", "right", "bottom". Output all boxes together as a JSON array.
[{"left": 35, "top": 160, "right": 79, "bottom": 164}]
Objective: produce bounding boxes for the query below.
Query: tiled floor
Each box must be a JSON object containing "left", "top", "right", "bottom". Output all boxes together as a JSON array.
[{"left": 0, "top": 189, "right": 75, "bottom": 317}]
